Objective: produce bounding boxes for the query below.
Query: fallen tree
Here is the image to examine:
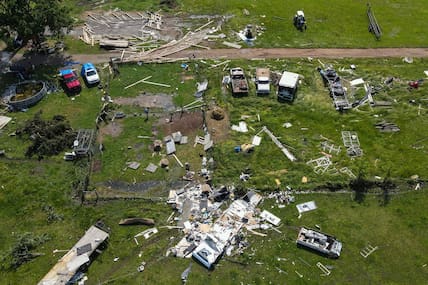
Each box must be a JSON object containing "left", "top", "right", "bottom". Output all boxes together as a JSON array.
[{"left": 17, "top": 111, "right": 75, "bottom": 158}]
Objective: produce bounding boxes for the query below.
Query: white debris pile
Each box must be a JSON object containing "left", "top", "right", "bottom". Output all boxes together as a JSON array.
[
  {"left": 267, "top": 190, "right": 295, "bottom": 206},
  {"left": 167, "top": 189, "right": 264, "bottom": 269}
]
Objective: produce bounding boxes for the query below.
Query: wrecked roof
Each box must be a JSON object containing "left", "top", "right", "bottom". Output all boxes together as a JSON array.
[{"left": 38, "top": 224, "right": 109, "bottom": 285}]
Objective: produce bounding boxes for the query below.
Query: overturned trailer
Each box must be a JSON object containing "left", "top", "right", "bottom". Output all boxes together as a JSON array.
[
  {"left": 318, "top": 67, "right": 351, "bottom": 111},
  {"left": 38, "top": 223, "right": 109, "bottom": 285},
  {"left": 296, "top": 227, "right": 342, "bottom": 258}
]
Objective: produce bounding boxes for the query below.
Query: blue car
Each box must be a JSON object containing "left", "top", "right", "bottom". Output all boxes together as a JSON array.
[{"left": 81, "top": 62, "right": 100, "bottom": 85}]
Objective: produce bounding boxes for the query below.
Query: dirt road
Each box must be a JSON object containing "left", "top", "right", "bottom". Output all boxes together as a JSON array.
[
  {"left": 67, "top": 47, "right": 428, "bottom": 64},
  {"left": 172, "top": 47, "right": 428, "bottom": 60},
  {"left": 9, "top": 48, "right": 428, "bottom": 67}
]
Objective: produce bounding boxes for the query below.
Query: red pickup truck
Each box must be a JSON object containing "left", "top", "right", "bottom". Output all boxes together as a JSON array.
[{"left": 60, "top": 69, "right": 81, "bottom": 94}]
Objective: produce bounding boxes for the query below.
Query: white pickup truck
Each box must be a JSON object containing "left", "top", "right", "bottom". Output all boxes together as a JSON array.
[{"left": 255, "top": 68, "right": 270, "bottom": 95}]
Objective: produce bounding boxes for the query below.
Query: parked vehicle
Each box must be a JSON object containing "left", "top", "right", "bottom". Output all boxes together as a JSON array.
[
  {"left": 81, "top": 62, "right": 100, "bottom": 85},
  {"left": 318, "top": 67, "right": 352, "bottom": 111},
  {"left": 296, "top": 227, "right": 342, "bottom": 258},
  {"left": 255, "top": 68, "right": 270, "bottom": 95},
  {"left": 277, "top": 71, "right": 299, "bottom": 102},
  {"left": 294, "top": 10, "right": 307, "bottom": 31},
  {"left": 59, "top": 69, "right": 81, "bottom": 94},
  {"left": 229, "top": 67, "right": 249, "bottom": 96}
]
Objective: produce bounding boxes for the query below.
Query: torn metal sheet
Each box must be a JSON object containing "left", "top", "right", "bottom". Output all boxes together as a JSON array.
[
  {"left": 252, "top": 135, "right": 262, "bottom": 146},
  {"left": 350, "top": 78, "right": 365, "bottom": 86},
  {"left": 231, "top": 121, "right": 248, "bottom": 133},
  {"left": 0, "top": 116, "right": 12, "bottom": 129},
  {"left": 296, "top": 201, "right": 317, "bottom": 216},
  {"left": 145, "top": 163, "right": 158, "bottom": 173},
  {"left": 260, "top": 210, "right": 281, "bottom": 226},
  {"left": 127, "top": 161, "right": 141, "bottom": 170},
  {"left": 166, "top": 140, "right": 176, "bottom": 155}
]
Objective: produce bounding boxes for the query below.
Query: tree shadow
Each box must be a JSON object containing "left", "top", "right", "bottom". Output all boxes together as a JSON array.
[
  {"left": 10, "top": 51, "right": 74, "bottom": 80},
  {"left": 349, "top": 171, "right": 375, "bottom": 203}
]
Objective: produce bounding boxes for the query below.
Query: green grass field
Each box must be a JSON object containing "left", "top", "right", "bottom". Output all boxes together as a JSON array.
[
  {"left": 1, "top": 1, "right": 428, "bottom": 284},
  {"left": 1, "top": 57, "right": 427, "bottom": 284},
  {"left": 65, "top": 0, "right": 428, "bottom": 49}
]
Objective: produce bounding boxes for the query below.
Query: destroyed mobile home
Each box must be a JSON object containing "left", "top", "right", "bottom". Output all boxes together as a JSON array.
[
  {"left": 167, "top": 185, "right": 284, "bottom": 269},
  {"left": 296, "top": 227, "right": 342, "bottom": 259},
  {"left": 38, "top": 223, "right": 109, "bottom": 285}
]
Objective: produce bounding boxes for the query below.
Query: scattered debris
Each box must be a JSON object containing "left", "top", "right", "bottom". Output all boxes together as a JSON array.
[
  {"left": 260, "top": 210, "right": 281, "bottom": 226},
  {"left": 307, "top": 156, "right": 332, "bottom": 174},
  {"left": 222, "top": 41, "right": 242, "bottom": 49},
  {"left": 126, "top": 161, "right": 141, "bottom": 170},
  {"left": 341, "top": 131, "right": 363, "bottom": 157},
  {"left": 0, "top": 116, "right": 12, "bottom": 129},
  {"left": 260, "top": 126, "right": 297, "bottom": 162},
  {"left": 297, "top": 227, "right": 342, "bottom": 258},
  {"left": 375, "top": 121, "right": 400, "bottom": 132},
  {"left": 239, "top": 172, "right": 251, "bottom": 181},
  {"left": 320, "top": 141, "right": 341, "bottom": 155},
  {"left": 237, "top": 25, "right": 256, "bottom": 43},
  {"left": 360, "top": 244, "right": 378, "bottom": 258},
  {"left": 195, "top": 80, "right": 208, "bottom": 98},
  {"left": 296, "top": 201, "right": 317, "bottom": 218},
  {"left": 73, "top": 129, "right": 96, "bottom": 157},
  {"left": 166, "top": 139, "right": 176, "bottom": 155},
  {"left": 231, "top": 121, "right": 248, "bottom": 133},
  {"left": 145, "top": 163, "right": 158, "bottom": 173},
  {"left": 339, "top": 167, "right": 356, "bottom": 179},
  {"left": 134, "top": 228, "right": 158, "bottom": 245},
  {"left": 252, "top": 135, "right": 262, "bottom": 146},
  {"left": 137, "top": 261, "right": 146, "bottom": 272},
  {"left": 181, "top": 263, "right": 192, "bottom": 284},
  {"left": 192, "top": 192, "right": 262, "bottom": 268},
  {"left": 402, "top": 57, "right": 413, "bottom": 64},
  {"left": 317, "top": 262, "right": 331, "bottom": 276},
  {"left": 167, "top": 188, "right": 262, "bottom": 269},
  {"left": 283, "top": 122, "right": 292, "bottom": 128},
  {"left": 367, "top": 3, "right": 382, "bottom": 40}
]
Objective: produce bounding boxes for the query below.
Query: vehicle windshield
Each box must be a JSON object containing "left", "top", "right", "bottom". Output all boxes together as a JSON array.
[
  {"left": 64, "top": 74, "right": 76, "bottom": 83},
  {"left": 86, "top": 70, "right": 97, "bottom": 76}
]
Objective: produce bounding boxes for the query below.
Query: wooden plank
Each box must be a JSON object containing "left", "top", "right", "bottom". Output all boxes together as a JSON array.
[{"left": 124, "top": 76, "right": 152, "bottom": 89}]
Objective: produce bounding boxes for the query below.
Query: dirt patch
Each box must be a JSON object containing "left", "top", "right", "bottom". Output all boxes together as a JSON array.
[
  {"left": 181, "top": 74, "right": 194, "bottom": 81},
  {"left": 160, "top": 111, "right": 203, "bottom": 136},
  {"left": 206, "top": 108, "right": 230, "bottom": 143},
  {"left": 92, "top": 159, "right": 102, "bottom": 173},
  {"left": 98, "top": 121, "right": 123, "bottom": 142},
  {"left": 115, "top": 93, "right": 175, "bottom": 111}
]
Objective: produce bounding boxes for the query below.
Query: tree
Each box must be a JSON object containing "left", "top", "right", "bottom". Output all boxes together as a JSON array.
[{"left": 0, "top": 0, "right": 73, "bottom": 44}]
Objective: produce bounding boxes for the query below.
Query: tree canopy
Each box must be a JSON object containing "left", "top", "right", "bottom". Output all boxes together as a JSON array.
[{"left": 0, "top": 0, "right": 73, "bottom": 43}]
